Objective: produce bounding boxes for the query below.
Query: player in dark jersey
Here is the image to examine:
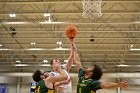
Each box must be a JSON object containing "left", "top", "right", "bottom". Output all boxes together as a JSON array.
[
  {"left": 32, "top": 62, "right": 68, "bottom": 93},
  {"left": 72, "top": 39, "right": 128, "bottom": 93}
]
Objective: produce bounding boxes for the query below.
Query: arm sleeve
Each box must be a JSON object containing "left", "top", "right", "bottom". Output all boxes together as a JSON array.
[
  {"left": 78, "top": 68, "right": 85, "bottom": 78},
  {"left": 91, "top": 81, "right": 102, "bottom": 91}
]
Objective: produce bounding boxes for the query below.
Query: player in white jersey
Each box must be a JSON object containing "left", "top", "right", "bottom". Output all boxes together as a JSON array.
[
  {"left": 50, "top": 67, "right": 72, "bottom": 93},
  {"left": 50, "top": 38, "right": 74, "bottom": 93}
]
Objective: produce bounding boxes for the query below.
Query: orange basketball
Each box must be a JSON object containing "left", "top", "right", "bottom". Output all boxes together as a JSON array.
[{"left": 65, "top": 25, "right": 77, "bottom": 39}]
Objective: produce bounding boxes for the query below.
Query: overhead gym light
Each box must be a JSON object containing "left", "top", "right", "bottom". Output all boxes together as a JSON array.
[
  {"left": 9, "top": 13, "right": 16, "bottom": 17},
  {"left": 130, "top": 48, "right": 140, "bottom": 50},
  {"left": 44, "top": 13, "right": 50, "bottom": 17}
]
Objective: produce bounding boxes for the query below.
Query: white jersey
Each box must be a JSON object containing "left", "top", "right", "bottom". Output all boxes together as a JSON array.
[{"left": 50, "top": 69, "right": 72, "bottom": 93}]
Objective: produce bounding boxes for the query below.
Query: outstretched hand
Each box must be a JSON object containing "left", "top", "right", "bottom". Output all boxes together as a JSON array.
[{"left": 118, "top": 81, "right": 129, "bottom": 88}]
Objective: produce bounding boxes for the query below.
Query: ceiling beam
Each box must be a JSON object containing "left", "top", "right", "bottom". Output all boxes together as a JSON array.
[
  {"left": 0, "top": 43, "right": 139, "bottom": 45},
  {"left": 0, "top": 12, "right": 139, "bottom": 15},
  {"left": 0, "top": 0, "right": 140, "bottom": 4},
  {"left": 1, "top": 30, "right": 140, "bottom": 33},
  {"left": 1, "top": 53, "right": 140, "bottom": 56},
  {"left": 0, "top": 42, "right": 140, "bottom": 47},
  {"left": 0, "top": 49, "right": 133, "bottom": 51},
  {"left": 1, "top": 37, "right": 140, "bottom": 39},
  {"left": 0, "top": 21, "right": 139, "bottom": 25},
  {"left": 1, "top": 57, "right": 140, "bottom": 60}
]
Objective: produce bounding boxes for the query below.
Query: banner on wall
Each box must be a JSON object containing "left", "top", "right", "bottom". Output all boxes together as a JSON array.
[
  {"left": 0, "top": 84, "right": 6, "bottom": 93},
  {"left": 30, "top": 82, "right": 38, "bottom": 93}
]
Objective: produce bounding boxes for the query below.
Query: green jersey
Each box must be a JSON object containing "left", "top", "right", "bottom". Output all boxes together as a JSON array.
[
  {"left": 77, "top": 68, "right": 101, "bottom": 93},
  {"left": 35, "top": 80, "right": 54, "bottom": 93}
]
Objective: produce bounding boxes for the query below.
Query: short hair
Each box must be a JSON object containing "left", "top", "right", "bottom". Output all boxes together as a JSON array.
[
  {"left": 50, "top": 59, "right": 54, "bottom": 66},
  {"left": 92, "top": 64, "right": 103, "bottom": 80},
  {"left": 32, "top": 69, "right": 42, "bottom": 82}
]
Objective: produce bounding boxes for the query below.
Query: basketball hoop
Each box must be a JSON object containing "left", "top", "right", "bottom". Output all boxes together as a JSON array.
[{"left": 82, "top": 0, "right": 102, "bottom": 19}]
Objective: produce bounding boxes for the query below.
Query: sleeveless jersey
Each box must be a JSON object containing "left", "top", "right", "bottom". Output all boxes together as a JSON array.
[
  {"left": 35, "top": 80, "right": 54, "bottom": 93},
  {"left": 50, "top": 69, "right": 72, "bottom": 93}
]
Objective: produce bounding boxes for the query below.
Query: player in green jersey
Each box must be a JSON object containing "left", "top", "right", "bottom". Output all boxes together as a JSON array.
[
  {"left": 32, "top": 62, "right": 68, "bottom": 93},
  {"left": 72, "top": 39, "right": 128, "bottom": 93}
]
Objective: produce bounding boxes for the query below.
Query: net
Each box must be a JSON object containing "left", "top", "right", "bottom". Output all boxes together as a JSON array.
[{"left": 82, "top": 0, "right": 102, "bottom": 19}]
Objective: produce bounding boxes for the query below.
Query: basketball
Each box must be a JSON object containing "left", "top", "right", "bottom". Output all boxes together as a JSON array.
[{"left": 65, "top": 25, "right": 77, "bottom": 39}]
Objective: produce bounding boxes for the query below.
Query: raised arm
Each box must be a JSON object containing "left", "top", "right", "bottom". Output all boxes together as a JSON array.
[
  {"left": 73, "top": 42, "right": 82, "bottom": 72},
  {"left": 64, "top": 38, "right": 74, "bottom": 72},
  {"left": 100, "top": 81, "right": 128, "bottom": 89}
]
